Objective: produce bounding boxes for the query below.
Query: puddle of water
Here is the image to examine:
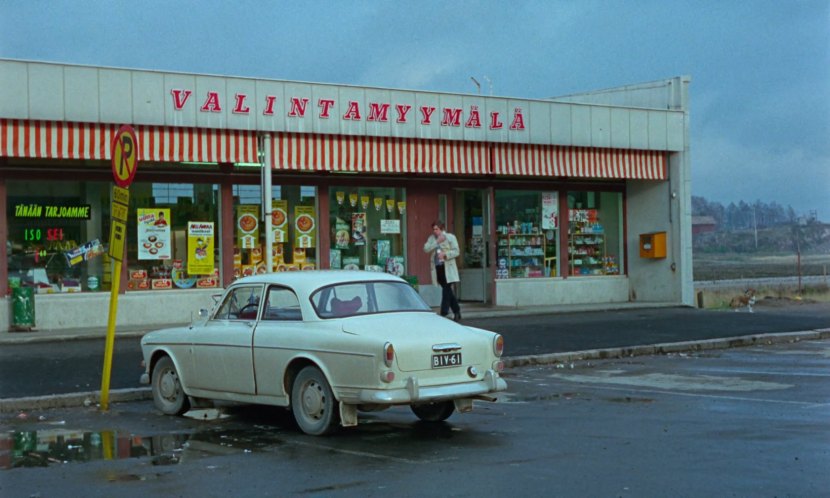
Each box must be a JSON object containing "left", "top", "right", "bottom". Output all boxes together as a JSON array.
[{"left": 0, "top": 426, "right": 287, "bottom": 469}]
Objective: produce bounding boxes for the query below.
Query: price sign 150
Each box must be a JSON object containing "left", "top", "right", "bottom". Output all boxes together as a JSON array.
[
  {"left": 23, "top": 228, "right": 42, "bottom": 241},
  {"left": 23, "top": 228, "right": 64, "bottom": 242}
]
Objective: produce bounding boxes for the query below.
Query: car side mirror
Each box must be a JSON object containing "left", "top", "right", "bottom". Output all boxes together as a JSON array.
[{"left": 198, "top": 309, "right": 209, "bottom": 319}]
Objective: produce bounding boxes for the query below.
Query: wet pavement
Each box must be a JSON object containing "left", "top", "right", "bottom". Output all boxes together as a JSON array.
[{"left": 1, "top": 339, "right": 828, "bottom": 496}]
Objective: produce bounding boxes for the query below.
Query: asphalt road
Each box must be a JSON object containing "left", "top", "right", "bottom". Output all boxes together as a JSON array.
[
  {"left": 2, "top": 339, "right": 828, "bottom": 496},
  {"left": 0, "top": 300, "right": 828, "bottom": 399}
]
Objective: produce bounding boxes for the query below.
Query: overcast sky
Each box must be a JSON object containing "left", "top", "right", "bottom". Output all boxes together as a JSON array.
[{"left": 1, "top": 0, "right": 827, "bottom": 219}]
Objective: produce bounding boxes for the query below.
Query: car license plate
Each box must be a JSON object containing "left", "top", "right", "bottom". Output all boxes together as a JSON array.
[{"left": 432, "top": 352, "right": 462, "bottom": 368}]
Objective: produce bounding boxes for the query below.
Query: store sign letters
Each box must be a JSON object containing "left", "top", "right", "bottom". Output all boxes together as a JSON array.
[
  {"left": 170, "top": 90, "right": 526, "bottom": 131},
  {"left": 14, "top": 203, "right": 91, "bottom": 220}
]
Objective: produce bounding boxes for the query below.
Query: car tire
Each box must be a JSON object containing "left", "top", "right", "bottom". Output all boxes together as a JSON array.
[
  {"left": 152, "top": 356, "right": 190, "bottom": 416},
  {"left": 411, "top": 400, "right": 455, "bottom": 422},
  {"left": 291, "top": 366, "right": 339, "bottom": 436}
]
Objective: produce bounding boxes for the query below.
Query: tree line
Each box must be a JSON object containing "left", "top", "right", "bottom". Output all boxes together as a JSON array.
[
  {"left": 692, "top": 196, "right": 828, "bottom": 253},
  {"left": 692, "top": 196, "right": 804, "bottom": 231}
]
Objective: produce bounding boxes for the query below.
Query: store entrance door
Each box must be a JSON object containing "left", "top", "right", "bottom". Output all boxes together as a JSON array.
[{"left": 454, "top": 189, "right": 490, "bottom": 303}]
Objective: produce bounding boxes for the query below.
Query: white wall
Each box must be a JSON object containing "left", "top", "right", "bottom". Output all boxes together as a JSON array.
[
  {"left": 495, "top": 276, "right": 629, "bottom": 307},
  {"left": 2, "top": 289, "right": 218, "bottom": 332}
]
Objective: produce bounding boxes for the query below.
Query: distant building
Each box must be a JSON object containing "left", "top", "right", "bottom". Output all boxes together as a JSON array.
[{"left": 692, "top": 216, "right": 717, "bottom": 235}]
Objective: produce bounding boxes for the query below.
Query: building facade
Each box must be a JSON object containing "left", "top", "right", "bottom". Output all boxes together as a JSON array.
[{"left": 0, "top": 59, "right": 692, "bottom": 332}]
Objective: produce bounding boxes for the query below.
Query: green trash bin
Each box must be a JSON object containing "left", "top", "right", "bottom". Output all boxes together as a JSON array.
[{"left": 12, "top": 286, "right": 36, "bottom": 331}]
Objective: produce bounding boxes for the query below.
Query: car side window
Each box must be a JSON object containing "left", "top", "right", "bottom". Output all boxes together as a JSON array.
[
  {"left": 314, "top": 283, "right": 370, "bottom": 318},
  {"left": 213, "top": 285, "right": 264, "bottom": 320},
  {"left": 262, "top": 286, "right": 302, "bottom": 321}
]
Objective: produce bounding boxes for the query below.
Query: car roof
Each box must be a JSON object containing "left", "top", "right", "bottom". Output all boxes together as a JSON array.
[{"left": 230, "top": 270, "right": 406, "bottom": 296}]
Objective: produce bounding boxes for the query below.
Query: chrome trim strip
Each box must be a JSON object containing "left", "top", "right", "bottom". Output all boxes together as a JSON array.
[{"left": 432, "top": 343, "right": 462, "bottom": 352}]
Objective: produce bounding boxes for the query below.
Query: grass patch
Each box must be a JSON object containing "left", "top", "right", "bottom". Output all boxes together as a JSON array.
[
  {"left": 693, "top": 252, "right": 830, "bottom": 281},
  {"left": 697, "top": 282, "right": 830, "bottom": 310}
]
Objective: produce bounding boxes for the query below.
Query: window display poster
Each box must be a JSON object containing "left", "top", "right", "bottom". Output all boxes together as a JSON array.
[
  {"left": 137, "top": 208, "right": 172, "bottom": 259},
  {"left": 380, "top": 219, "right": 400, "bottom": 234},
  {"left": 352, "top": 212, "right": 366, "bottom": 246},
  {"left": 334, "top": 217, "right": 350, "bottom": 248},
  {"left": 542, "top": 192, "right": 558, "bottom": 229},
  {"left": 330, "top": 248, "right": 342, "bottom": 269},
  {"left": 343, "top": 256, "right": 360, "bottom": 271},
  {"left": 385, "top": 256, "right": 405, "bottom": 276},
  {"left": 271, "top": 200, "right": 288, "bottom": 243},
  {"left": 237, "top": 205, "right": 259, "bottom": 249},
  {"left": 374, "top": 239, "right": 391, "bottom": 265},
  {"left": 187, "top": 222, "right": 215, "bottom": 275},
  {"left": 294, "top": 206, "right": 316, "bottom": 248}
]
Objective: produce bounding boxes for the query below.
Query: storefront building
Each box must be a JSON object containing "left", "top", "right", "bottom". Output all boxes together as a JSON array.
[{"left": 0, "top": 59, "right": 692, "bottom": 332}]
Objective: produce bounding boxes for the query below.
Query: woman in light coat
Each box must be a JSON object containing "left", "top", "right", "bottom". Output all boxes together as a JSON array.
[{"left": 423, "top": 220, "right": 461, "bottom": 321}]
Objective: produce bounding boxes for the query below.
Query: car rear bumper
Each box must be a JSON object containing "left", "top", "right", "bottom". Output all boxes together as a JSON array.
[{"left": 355, "top": 369, "right": 507, "bottom": 404}]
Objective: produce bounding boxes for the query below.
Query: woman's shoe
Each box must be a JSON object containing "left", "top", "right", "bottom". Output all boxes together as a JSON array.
[{"left": 453, "top": 312, "right": 462, "bottom": 322}]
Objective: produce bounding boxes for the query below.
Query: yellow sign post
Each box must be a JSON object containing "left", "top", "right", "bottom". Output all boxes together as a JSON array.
[{"left": 101, "top": 126, "right": 138, "bottom": 411}]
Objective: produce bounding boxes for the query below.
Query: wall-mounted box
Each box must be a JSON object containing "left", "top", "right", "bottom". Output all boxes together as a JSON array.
[{"left": 639, "top": 232, "right": 667, "bottom": 259}]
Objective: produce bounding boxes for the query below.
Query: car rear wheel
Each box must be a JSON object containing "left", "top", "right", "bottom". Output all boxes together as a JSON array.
[
  {"left": 411, "top": 400, "right": 455, "bottom": 422},
  {"left": 152, "top": 356, "right": 190, "bottom": 416},
  {"left": 291, "top": 366, "right": 339, "bottom": 436}
]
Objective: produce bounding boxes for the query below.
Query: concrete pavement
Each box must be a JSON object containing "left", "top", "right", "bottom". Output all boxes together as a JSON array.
[
  {"left": 1, "top": 299, "right": 828, "bottom": 412},
  {"left": 0, "top": 300, "right": 677, "bottom": 345}
]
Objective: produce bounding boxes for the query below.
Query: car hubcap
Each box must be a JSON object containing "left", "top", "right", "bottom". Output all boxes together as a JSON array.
[
  {"left": 160, "top": 370, "right": 178, "bottom": 400},
  {"left": 302, "top": 381, "right": 324, "bottom": 420}
]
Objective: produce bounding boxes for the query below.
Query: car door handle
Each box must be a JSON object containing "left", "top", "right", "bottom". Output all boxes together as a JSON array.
[{"left": 245, "top": 321, "right": 255, "bottom": 328}]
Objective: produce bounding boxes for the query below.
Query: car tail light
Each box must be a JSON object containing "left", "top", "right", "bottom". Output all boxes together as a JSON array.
[
  {"left": 492, "top": 360, "right": 505, "bottom": 372},
  {"left": 380, "top": 371, "right": 395, "bottom": 383},
  {"left": 493, "top": 334, "right": 504, "bottom": 357},
  {"left": 384, "top": 342, "right": 395, "bottom": 367}
]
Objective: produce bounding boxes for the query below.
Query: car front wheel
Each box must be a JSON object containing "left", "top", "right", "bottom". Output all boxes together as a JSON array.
[
  {"left": 152, "top": 356, "right": 190, "bottom": 416},
  {"left": 411, "top": 400, "right": 455, "bottom": 422},
  {"left": 291, "top": 366, "right": 339, "bottom": 436}
]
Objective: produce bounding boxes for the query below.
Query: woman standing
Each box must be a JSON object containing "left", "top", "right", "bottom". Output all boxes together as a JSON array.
[{"left": 423, "top": 220, "right": 461, "bottom": 321}]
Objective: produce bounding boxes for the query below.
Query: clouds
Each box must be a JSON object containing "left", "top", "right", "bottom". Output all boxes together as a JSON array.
[{"left": 0, "top": 0, "right": 827, "bottom": 217}]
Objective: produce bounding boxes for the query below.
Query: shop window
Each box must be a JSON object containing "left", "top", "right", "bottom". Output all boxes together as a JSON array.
[
  {"left": 234, "top": 185, "right": 318, "bottom": 277},
  {"left": 7, "top": 181, "right": 111, "bottom": 294},
  {"left": 494, "top": 190, "right": 560, "bottom": 278},
  {"left": 328, "top": 187, "right": 406, "bottom": 275},
  {"left": 128, "top": 182, "right": 220, "bottom": 291},
  {"left": 567, "top": 191, "right": 623, "bottom": 276}
]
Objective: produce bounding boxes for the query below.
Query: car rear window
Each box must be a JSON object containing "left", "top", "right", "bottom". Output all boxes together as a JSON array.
[{"left": 311, "top": 281, "right": 431, "bottom": 318}]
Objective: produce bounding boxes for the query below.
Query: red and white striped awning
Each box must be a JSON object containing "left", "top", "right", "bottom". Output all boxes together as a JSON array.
[
  {"left": 493, "top": 143, "right": 667, "bottom": 180},
  {"left": 270, "top": 133, "right": 488, "bottom": 175},
  {"left": 0, "top": 119, "right": 259, "bottom": 164}
]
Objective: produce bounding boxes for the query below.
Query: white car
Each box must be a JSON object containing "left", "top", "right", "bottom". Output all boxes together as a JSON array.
[{"left": 140, "top": 271, "right": 507, "bottom": 435}]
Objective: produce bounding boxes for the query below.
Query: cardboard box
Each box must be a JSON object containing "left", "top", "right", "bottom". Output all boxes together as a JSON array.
[
  {"left": 196, "top": 277, "right": 218, "bottom": 288},
  {"left": 128, "top": 279, "right": 150, "bottom": 290},
  {"left": 130, "top": 269, "right": 148, "bottom": 280},
  {"left": 151, "top": 278, "right": 173, "bottom": 290}
]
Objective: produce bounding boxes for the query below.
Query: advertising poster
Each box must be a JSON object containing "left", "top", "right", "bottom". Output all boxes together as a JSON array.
[
  {"left": 351, "top": 212, "right": 366, "bottom": 246},
  {"left": 334, "top": 218, "right": 350, "bottom": 249},
  {"left": 187, "top": 222, "right": 215, "bottom": 275},
  {"left": 271, "top": 200, "right": 288, "bottom": 243},
  {"left": 294, "top": 206, "right": 316, "bottom": 248},
  {"left": 542, "top": 192, "right": 558, "bottom": 229},
  {"left": 374, "top": 239, "right": 391, "bottom": 265},
  {"left": 137, "top": 208, "right": 172, "bottom": 259},
  {"left": 330, "top": 248, "right": 342, "bottom": 269},
  {"left": 236, "top": 205, "right": 259, "bottom": 249}
]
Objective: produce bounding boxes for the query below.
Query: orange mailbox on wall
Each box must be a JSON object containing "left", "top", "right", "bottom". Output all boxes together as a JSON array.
[{"left": 639, "top": 232, "right": 667, "bottom": 259}]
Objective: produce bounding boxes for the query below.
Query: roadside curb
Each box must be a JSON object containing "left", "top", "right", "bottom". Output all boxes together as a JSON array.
[
  {"left": 0, "top": 388, "right": 151, "bottom": 414},
  {"left": 503, "top": 329, "right": 830, "bottom": 367},
  {"left": 2, "top": 329, "right": 828, "bottom": 413}
]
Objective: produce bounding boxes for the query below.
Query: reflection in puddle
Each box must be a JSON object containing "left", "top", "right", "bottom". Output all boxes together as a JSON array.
[{"left": 0, "top": 427, "right": 287, "bottom": 469}]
